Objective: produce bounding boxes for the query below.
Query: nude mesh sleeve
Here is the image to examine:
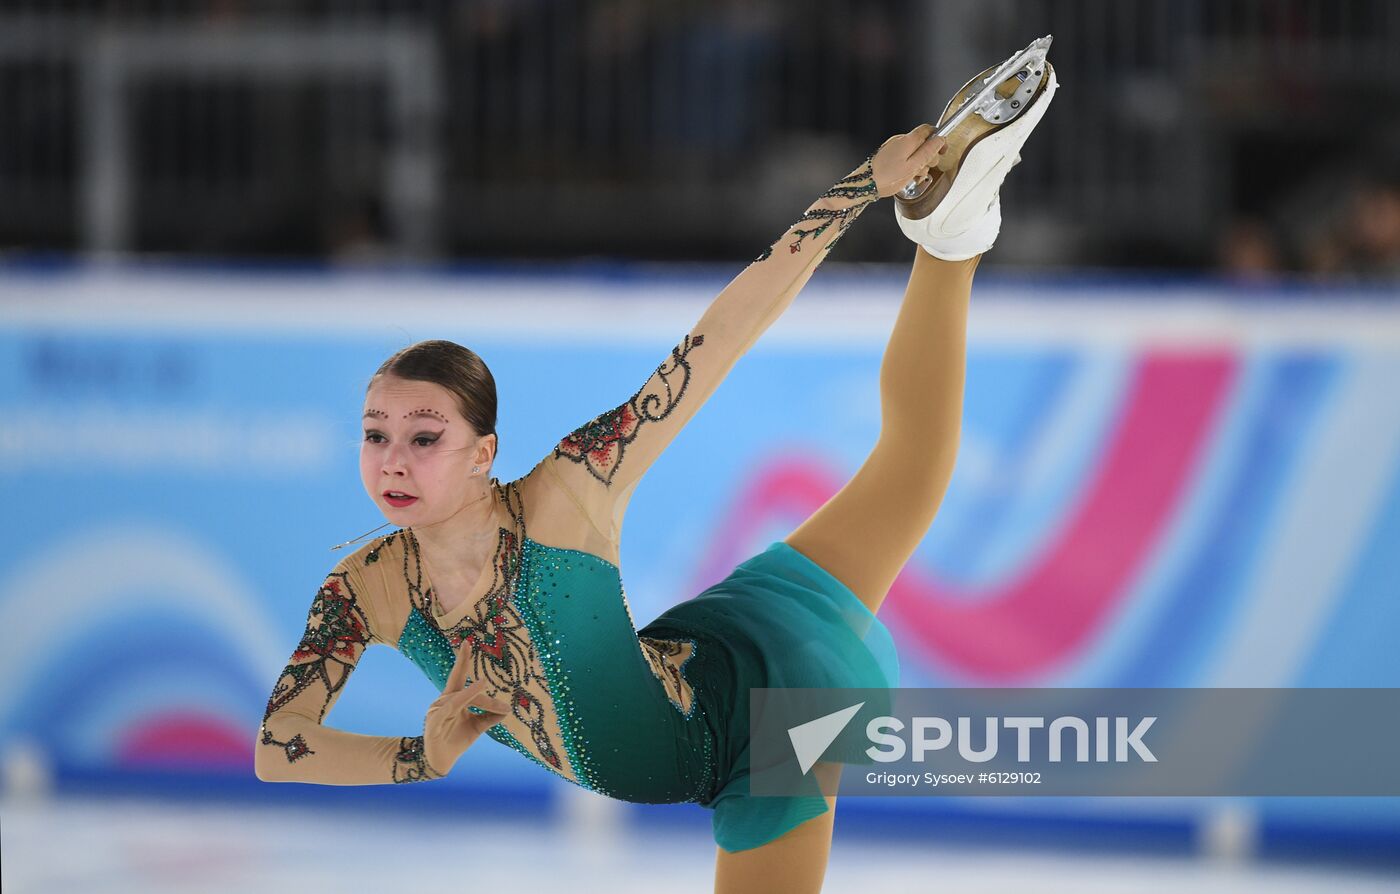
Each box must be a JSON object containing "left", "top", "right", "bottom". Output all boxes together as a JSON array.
[
  {"left": 540, "top": 154, "right": 881, "bottom": 541},
  {"left": 255, "top": 557, "right": 441, "bottom": 785}
]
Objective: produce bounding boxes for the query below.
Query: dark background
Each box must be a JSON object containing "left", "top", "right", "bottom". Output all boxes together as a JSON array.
[{"left": 2, "top": 0, "right": 1398, "bottom": 277}]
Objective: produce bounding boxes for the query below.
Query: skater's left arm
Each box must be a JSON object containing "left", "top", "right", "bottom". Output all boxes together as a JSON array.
[{"left": 538, "top": 126, "right": 947, "bottom": 543}]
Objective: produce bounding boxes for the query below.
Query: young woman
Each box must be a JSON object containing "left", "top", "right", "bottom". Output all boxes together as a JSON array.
[{"left": 256, "top": 64, "right": 1057, "bottom": 892}]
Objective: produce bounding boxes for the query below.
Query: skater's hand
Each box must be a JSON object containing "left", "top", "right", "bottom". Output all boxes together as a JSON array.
[
  {"left": 870, "top": 124, "right": 947, "bottom": 198},
  {"left": 422, "top": 639, "right": 512, "bottom": 777}
]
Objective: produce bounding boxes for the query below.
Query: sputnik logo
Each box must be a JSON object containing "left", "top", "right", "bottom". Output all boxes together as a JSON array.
[{"left": 787, "top": 702, "right": 865, "bottom": 774}]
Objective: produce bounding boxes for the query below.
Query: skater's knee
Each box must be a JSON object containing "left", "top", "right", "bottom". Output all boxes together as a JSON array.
[{"left": 869, "top": 434, "right": 957, "bottom": 502}]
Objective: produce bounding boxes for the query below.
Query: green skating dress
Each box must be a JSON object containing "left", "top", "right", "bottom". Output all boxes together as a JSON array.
[{"left": 256, "top": 150, "right": 899, "bottom": 850}]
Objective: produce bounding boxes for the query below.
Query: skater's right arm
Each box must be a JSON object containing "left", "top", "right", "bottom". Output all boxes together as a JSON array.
[{"left": 254, "top": 560, "right": 509, "bottom": 785}]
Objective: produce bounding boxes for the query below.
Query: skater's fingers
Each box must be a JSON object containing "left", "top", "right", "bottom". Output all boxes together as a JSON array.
[
  {"left": 443, "top": 638, "right": 472, "bottom": 693},
  {"left": 913, "top": 135, "right": 947, "bottom": 165},
  {"left": 880, "top": 124, "right": 929, "bottom": 156},
  {"left": 904, "top": 123, "right": 937, "bottom": 157},
  {"left": 873, "top": 124, "right": 941, "bottom": 198},
  {"left": 463, "top": 703, "right": 510, "bottom": 723},
  {"left": 462, "top": 686, "right": 512, "bottom": 714},
  {"left": 441, "top": 680, "right": 510, "bottom": 713},
  {"left": 463, "top": 709, "right": 507, "bottom": 740}
]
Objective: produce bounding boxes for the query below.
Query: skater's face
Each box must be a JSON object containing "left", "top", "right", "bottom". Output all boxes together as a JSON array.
[{"left": 360, "top": 375, "right": 493, "bottom": 522}]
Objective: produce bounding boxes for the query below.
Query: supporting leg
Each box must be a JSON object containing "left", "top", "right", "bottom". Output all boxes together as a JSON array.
[
  {"left": 713, "top": 764, "right": 841, "bottom": 894},
  {"left": 784, "top": 248, "right": 979, "bottom": 615}
]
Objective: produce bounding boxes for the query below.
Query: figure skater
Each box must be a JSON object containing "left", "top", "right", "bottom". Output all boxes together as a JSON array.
[{"left": 256, "top": 57, "right": 1057, "bottom": 893}]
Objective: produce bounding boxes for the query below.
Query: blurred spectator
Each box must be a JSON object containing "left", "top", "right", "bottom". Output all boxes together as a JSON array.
[
  {"left": 1305, "top": 181, "right": 1400, "bottom": 278},
  {"left": 1218, "top": 217, "right": 1285, "bottom": 282},
  {"left": 3, "top": 0, "right": 1400, "bottom": 269},
  {"left": 1348, "top": 182, "right": 1400, "bottom": 275}
]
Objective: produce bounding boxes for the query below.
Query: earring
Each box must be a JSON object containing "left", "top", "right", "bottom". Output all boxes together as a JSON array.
[{"left": 473, "top": 466, "right": 480, "bottom": 473}]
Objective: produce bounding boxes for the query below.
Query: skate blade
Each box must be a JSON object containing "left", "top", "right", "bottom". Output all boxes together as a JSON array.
[
  {"left": 937, "top": 34, "right": 1053, "bottom": 139},
  {"left": 896, "top": 35, "right": 1054, "bottom": 216}
]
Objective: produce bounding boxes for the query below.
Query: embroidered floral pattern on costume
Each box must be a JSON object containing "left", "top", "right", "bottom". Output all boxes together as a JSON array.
[
  {"left": 553, "top": 334, "right": 706, "bottom": 487},
  {"left": 790, "top": 156, "right": 878, "bottom": 254},
  {"left": 392, "top": 735, "right": 440, "bottom": 783},
  {"left": 261, "top": 573, "right": 373, "bottom": 728},
  {"left": 400, "top": 480, "right": 572, "bottom": 778},
  {"left": 638, "top": 636, "right": 698, "bottom": 717},
  {"left": 823, "top": 155, "right": 880, "bottom": 201},
  {"left": 259, "top": 727, "right": 314, "bottom": 763},
  {"left": 363, "top": 530, "right": 403, "bottom": 566},
  {"left": 753, "top": 154, "right": 879, "bottom": 262}
]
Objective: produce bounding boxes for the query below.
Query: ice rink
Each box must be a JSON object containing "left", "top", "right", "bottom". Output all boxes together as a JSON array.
[{"left": 4, "top": 793, "right": 1397, "bottom": 893}]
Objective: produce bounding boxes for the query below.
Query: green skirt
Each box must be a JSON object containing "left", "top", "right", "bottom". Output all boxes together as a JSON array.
[{"left": 638, "top": 540, "right": 901, "bottom": 852}]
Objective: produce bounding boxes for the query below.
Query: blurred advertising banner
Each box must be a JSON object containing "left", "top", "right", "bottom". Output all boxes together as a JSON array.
[{"left": 2, "top": 265, "right": 1398, "bottom": 841}]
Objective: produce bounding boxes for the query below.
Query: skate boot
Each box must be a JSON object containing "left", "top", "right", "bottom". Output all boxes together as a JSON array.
[{"left": 895, "top": 35, "right": 1058, "bottom": 260}]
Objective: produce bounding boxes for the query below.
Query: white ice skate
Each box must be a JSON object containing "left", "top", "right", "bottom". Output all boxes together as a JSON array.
[{"left": 895, "top": 35, "right": 1059, "bottom": 260}]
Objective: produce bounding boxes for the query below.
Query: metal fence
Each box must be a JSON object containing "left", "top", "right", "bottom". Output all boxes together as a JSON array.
[{"left": 1, "top": 0, "right": 1398, "bottom": 267}]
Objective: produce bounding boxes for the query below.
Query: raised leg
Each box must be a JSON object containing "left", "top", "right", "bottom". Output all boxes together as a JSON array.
[
  {"left": 784, "top": 248, "right": 978, "bottom": 615},
  {"left": 714, "top": 251, "right": 975, "bottom": 890}
]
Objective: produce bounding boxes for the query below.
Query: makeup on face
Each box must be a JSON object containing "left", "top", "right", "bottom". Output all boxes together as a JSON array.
[
  {"left": 362, "top": 389, "right": 469, "bottom": 510},
  {"left": 362, "top": 408, "right": 451, "bottom": 456}
]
